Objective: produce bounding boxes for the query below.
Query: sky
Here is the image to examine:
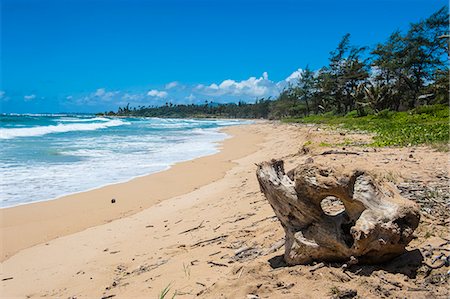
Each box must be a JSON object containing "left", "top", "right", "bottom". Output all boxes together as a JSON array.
[{"left": 0, "top": 0, "right": 447, "bottom": 113}]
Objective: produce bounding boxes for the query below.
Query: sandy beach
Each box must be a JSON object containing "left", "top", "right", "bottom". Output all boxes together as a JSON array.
[
  {"left": 1, "top": 122, "right": 449, "bottom": 298},
  {"left": 0, "top": 123, "right": 264, "bottom": 262}
]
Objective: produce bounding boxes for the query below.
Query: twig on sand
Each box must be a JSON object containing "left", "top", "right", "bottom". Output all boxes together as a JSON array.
[
  {"left": 320, "top": 150, "right": 360, "bottom": 156},
  {"left": 275, "top": 283, "right": 295, "bottom": 290},
  {"left": 424, "top": 259, "right": 447, "bottom": 269},
  {"left": 238, "top": 266, "right": 245, "bottom": 279},
  {"left": 133, "top": 259, "right": 168, "bottom": 275},
  {"left": 179, "top": 221, "right": 205, "bottom": 235},
  {"left": 209, "top": 251, "right": 221, "bottom": 256},
  {"left": 228, "top": 216, "right": 247, "bottom": 223},
  {"left": 224, "top": 213, "right": 256, "bottom": 225},
  {"left": 207, "top": 261, "right": 228, "bottom": 267},
  {"left": 246, "top": 215, "right": 277, "bottom": 228},
  {"left": 235, "top": 246, "right": 252, "bottom": 256},
  {"left": 309, "top": 262, "right": 325, "bottom": 272},
  {"left": 192, "top": 235, "right": 228, "bottom": 247},
  {"left": 407, "top": 287, "right": 428, "bottom": 292}
]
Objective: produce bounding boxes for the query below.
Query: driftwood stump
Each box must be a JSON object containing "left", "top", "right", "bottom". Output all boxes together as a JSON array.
[{"left": 256, "top": 160, "right": 420, "bottom": 264}]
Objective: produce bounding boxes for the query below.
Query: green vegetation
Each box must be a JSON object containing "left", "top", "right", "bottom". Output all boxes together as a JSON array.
[
  {"left": 104, "top": 99, "right": 272, "bottom": 119},
  {"left": 270, "top": 6, "right": 448, "bottom": 118},
  {"left": 285, "top": 104, "right": 449, "bottom": 148},
  {"left": 106, "top": 7, "right": 449, "bottom": 148},
  {"left": 158, "top": 283, "right": 177, "bottom": 299}
]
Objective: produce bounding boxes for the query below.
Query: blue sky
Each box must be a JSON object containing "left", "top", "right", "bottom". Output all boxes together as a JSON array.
[{"left": 1, "top": 0, "right": 447, "bottom": 113}]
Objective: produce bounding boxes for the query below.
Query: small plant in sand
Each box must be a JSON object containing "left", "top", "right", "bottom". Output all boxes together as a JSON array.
[
  {"left": 319, "top": 141, "right": 332, "bottom": 147},
  {"left": 159, "top": 283, "right": 177, "bottom": 299},
  {"left": 183, "top": 262, "right": 191, "bottom": 279},
  {"left": 303, "top": 140, "right": 313, "bottom": 147}
]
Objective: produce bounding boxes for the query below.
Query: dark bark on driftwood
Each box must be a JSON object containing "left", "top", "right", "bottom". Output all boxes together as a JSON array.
[{"left": 256, "top": 160, "right": 420, "bottom": 265}]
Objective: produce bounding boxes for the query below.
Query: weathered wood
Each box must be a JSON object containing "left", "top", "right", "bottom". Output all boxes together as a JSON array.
[
  {"left": 179, "top": 220, "right": 204, "bottom": 234},
  {"left": 256, "top": 159, "right": 420, "bottom": 264},
  {"left": 263, "top": 239, "right": 285, "bottom": 255}
]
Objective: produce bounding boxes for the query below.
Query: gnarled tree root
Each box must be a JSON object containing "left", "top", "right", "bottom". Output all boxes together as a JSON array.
[{"left": 256, "top": 160, "right": 420, "bottom": 265}]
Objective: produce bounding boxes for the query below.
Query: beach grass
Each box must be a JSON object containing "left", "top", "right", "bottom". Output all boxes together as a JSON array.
[
  {"left": 284, "top": 104, "right": 449, "bottom": 150},
  {"left": 159, "top": 283, "right": 177, "bottom": 299}
]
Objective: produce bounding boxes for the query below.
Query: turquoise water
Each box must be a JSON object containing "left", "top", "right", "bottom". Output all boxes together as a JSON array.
[{"left": 0, "top": 114, "right": 248, "bottom": 208}]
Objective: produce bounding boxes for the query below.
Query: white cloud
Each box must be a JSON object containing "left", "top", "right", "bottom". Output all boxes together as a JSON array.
[
  {"left": 147, "top": 89, "right": 168, "bottom": 98},
  {"left": 94, "top": 88, "right": 106, "bottom": 97},
  {"left": 24, "top": 94, "right": 36, "bottom": 100},
  {"left": 70, "top": 88, "right": 121, "bottom": 106},
  {"left": 185, "top": 94, "right": 196, "bottom": 101},
  {"left": 209, "top": 83, "right": 220, "bottom": 90},
  {"left": 122, "top": 93, "right": 142, "bottom": 101},
  {"left": 196, "top": 72, "right": 276, "bottom": 97},
  {"left": 0, "top": 91, "right": 5, "bottom": 99},
  {"left": 93, "top": 88, "right": 119, "bottom": 101},
  {"left": 285, "top": 68, "right": 303, "bottom": 83},
  {"left": 59, "top": 67, "right": 310, "bottom": 108},
  {"left": 165, "top": 81, "right": 179, "bottom": 89}
]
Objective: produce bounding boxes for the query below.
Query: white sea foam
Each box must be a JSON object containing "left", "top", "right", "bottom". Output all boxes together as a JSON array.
[
  {"left": 0, "top": 119, "right": 129, "bottom": 139},
  {"left": 0, "top": 117, "right": 245, "bottom": 208},
  {"left": 56, "top": 117, "right": 110, "bottom": 122}
]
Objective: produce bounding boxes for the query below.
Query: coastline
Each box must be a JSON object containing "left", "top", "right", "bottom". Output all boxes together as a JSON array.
[
  {"left": 0, "top": 116, "right": 244, "bottom": 209},
  {"left": 0, "top": 123, "right": 265, "bottom": 262},
  {"left": 0, "top": 122, "right": 448, "bottom": 298},
  {"left": 0, "top": 126, "right": 227, "bottom": 210}
]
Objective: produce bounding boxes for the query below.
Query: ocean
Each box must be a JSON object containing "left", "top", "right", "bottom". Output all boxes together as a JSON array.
[{"left": 0, "top": 114, "right": 248, "bottom": 208}]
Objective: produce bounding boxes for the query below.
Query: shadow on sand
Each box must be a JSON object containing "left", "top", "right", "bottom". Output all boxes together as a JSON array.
[{"left": 268, "top": 249, "right": 424, "bottom": 279}]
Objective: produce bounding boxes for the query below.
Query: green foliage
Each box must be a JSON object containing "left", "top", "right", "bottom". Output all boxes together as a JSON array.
[
  {"left": 110, "top": 99, "right": 272, "bottom": 119},
  {"left": 374, "top": 109, "right": 395, "bottom": 119},
  {"left": 159, "top": 283, "right": 177, "bottom": 299},
  {"left": 319, "top": 141, "right": 332, "bottom": 147},
  {"left": 159, "top": 284, "right": 171, "bottom": 299},
  {"left": 322, "top": 111, "right": 336, "bottom": 117},
  {"left": 345, "top": 110, "right": 358, "bottom": 118},
  {"left": 412, "top": 104, "right": 449, "bottom": 116},
  {"left": 286, "top": 105, "right": 449, "bottom": 148}
]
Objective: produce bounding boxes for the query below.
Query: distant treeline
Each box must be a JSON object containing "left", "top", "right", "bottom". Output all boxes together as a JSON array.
[
  {"left": 104, "top": 100, "right": 272, "bottom": 119},
  {"left": 104, "top": 7, "right": 449, "bottom": 119}
]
